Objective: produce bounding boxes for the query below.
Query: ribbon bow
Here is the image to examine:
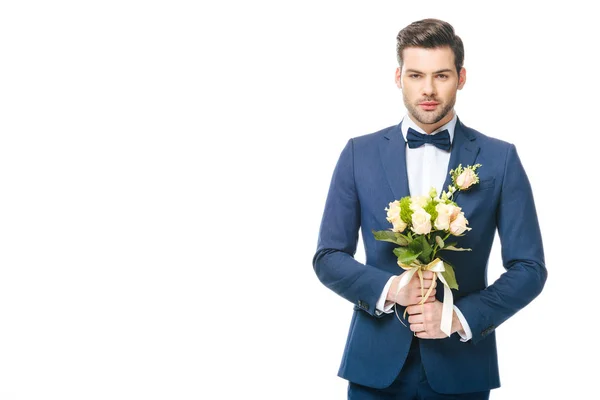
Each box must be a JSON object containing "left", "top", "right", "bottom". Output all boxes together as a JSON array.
[{"left": 407, "top": 127, "right": 451, "bottom": 151}]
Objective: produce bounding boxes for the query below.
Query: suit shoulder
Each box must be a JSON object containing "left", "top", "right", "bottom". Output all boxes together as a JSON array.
[
  {"left": 350, "top": 124, "right": 400, "bottom": 147},
  {"left": 463, "top": 123, "right": 514, "bottom": 151}
]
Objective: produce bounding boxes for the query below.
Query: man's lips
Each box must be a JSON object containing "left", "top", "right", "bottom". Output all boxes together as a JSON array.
[{"left": 419, "top": 101, "right": 439, "bottom": 111}]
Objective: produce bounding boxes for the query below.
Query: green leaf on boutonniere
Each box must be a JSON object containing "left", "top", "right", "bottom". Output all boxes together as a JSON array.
[
  {"left": 372, "top": 230, "right": 410, "bottom": 246},
  {"left": 393, "top": 247, "right": 421, "bottom": 264},
  {"left": 442, "top": 261, "right": 459, "bottom": 290}
]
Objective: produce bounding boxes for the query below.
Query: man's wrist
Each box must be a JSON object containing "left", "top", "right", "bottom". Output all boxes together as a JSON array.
[
  {"left": 386, "top": 275, "right": 400, "bottom": 302},
  {"left": 451, "top": 310, "right": 465, "bottom": 336},
  {"left": 453, "top": 306, "right": 473, "bottom": 341},
  {"left": 376, "top": 276, "right": 397, "bottom": 313}
]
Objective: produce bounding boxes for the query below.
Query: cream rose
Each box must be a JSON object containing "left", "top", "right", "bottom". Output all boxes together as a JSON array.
[
  {"left": 434, "top": 203, "right": 453, "bottom": 231},
  {"left": 409, "top": 195, "right": 429, "bottom": 210},
  {"left": 455, "top": 168, "right": 478, "bottom": 190},
  {"left": 450, "top": 205, "right": 461, "bottom": 220},
  {"left": 411, "top": 208, "right": 432, "bottom": 235},
  {"left": 385, "top": 201, "right": 407, "bottom": 233},
  {"left": 449, "top": 212, "right": 471, "bottom": 235}
]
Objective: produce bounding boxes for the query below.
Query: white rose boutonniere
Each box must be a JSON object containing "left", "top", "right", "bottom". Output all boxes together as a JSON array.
[{"left": 449, "top": 163, "right": 482, "bottom": 192}]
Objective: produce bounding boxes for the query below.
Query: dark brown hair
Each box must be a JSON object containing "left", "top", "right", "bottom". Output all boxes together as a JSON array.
[{"left": 396, "top": 18, "right": 464, "bottom": 74}]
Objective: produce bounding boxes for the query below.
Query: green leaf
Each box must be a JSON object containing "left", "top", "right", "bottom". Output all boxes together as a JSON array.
[
  {"left": 372, "top": 229, "right": 398, "bottom": 243},
  {"left": 405, "top": 235, "right": 434, "bottom": 264},
  {"left": 372, "top": 230, "right": 410, "bottom": 246},
  {"left": 394, "top": 233, "right": 410, "bottom": 246},
  {"left": 444, "top": 245, "right": 472, "bottom": 252},
  {"left": 408, "top": 235, "right": 424, "bottom": 253},
  {"left": 442, "top": 261, "right": 459, "bottom": 290},
  {"left": 435, "top": 235, "right": 445, "bottom": 248},
  {"left": 393, "top": 247, "right": 421, "bottom": 264},
  {"left": 420, "top": 236, "right": 432, "bottom": 263}
]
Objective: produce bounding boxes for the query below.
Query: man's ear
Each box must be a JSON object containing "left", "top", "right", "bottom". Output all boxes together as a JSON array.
[
  {"left": 395, "top": 67, "right": 402, "bottom": 89},
  {"left": 458, "top": 67, "right": 466, "bottom": 90}
]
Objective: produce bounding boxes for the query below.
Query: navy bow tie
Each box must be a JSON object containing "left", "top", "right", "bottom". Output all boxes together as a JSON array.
[{"left": 406, "top": 127, "right": 451, "bottom": 151}]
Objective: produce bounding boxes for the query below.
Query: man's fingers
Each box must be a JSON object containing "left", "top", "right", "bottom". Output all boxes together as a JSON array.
[
  {"left": 422, "top": 271, "right": 434, "bottom": 280},
  {"left": 415, "top": 278, "right": 436, "bottom": 290},
  {"left": 408, "top": 297, "right": 439, "bottom": 313},
  {"left": 411, "top": 290, "right": 436, "bottom": 304},
  {"left": 421, "top": 290, "right": 436, "bottom": 302},
  {"left": 411, "top": 293, "right": 436, "bottom": 305},
  {"left": 406, "top": 304, "right": 421, "bottom": 315},
  {"left": 408, "top": 314, "right": 424, "bottom": 324},
  {"left": 415, "top": 331, "right": 433, "bottom": 339}
]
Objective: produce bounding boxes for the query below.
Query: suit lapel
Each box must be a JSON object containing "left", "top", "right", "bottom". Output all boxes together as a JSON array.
[
  {"left": 379, "top": 122, "right": 410, "bottom": 200},
  {"left": 444, "top": 119, "right": 480, "bottom": 201}
]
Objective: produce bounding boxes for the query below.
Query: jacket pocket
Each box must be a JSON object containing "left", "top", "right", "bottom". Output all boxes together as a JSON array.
[{"left": 476, "top": 177, "right": 495, "bottom": 190}]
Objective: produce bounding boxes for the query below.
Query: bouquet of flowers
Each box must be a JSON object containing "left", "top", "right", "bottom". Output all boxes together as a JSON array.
[{"left": 372, "top": 164, "right": 481, "bottom": 336}]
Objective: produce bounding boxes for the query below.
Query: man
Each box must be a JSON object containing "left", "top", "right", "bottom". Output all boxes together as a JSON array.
[{"left": 312, "top": 18, "right": 547, "bottom": 399}]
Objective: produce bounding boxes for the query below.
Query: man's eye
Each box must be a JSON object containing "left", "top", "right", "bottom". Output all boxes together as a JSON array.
[
  {"left": 410, "top": 74, "right": 420, "bottom": 79},
  {"left": 437, "top": 74, "right": 448, "bottom": 79}
]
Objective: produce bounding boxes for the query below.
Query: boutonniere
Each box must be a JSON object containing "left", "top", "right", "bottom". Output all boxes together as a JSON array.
[{"left": 442, "top": 164, "right": 482, "bottom": 200}]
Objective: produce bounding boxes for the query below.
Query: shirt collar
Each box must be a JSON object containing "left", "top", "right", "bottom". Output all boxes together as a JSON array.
[{"left": 401, "top": 113, "right": 457, "bottom": 144}]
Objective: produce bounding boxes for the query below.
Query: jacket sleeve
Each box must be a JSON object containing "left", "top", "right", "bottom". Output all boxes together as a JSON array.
[
  {"left": 455, "top": 144, "right": 548, "bottom": 344},
  {"left": 312, "top": 139, "right": 394, "bottom": 317}
]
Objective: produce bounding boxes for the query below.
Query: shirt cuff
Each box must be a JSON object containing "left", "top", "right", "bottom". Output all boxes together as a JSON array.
[
  {"left": 453, "top": 305, "right": 473, "bottom": 342},
  {"left": 375, "top": 276, "right": 397, "bottom": 315}
]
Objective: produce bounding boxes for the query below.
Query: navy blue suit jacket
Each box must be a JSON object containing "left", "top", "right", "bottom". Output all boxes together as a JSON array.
[{"left": 313, "top": 119, "right": 547, "bottom": 394}]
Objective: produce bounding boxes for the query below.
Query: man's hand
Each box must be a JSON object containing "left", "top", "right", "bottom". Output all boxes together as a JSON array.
[
  {"left": 386, "top": 270, "right": 437, "bottom": 307},
  {"left": 406, "top": 300, "right": 465, "bottom": 339}
]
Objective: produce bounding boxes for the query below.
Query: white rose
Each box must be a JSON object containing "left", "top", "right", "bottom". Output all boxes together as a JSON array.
[
  {"left": 449, "top": 212, "right": 471, "bottom": 235},
  {"left": 434, "top": 203, "right": 453, "bottom": 231},
  {"left": 385, "top": 201, "right": 400, "bottom": 220},
  {"left": 411, "top": 208, "right": 432, "bottom": 235},
  {"left": 410, "top": 195, "right": 429, "bottom": 211},
  {"left": 385, "top": 201, "right": 407, "bottom": 233},
  {"left": 455, "top": 169, "right": 477, "bottom": 190}
]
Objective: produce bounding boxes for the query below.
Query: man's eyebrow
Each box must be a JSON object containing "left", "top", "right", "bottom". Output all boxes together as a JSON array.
[{"left": 404, "top": 68, "right": 454, "bottom": 74}]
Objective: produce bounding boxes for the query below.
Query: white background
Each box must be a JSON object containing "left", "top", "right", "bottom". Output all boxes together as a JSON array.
[{"left": 0, "top": 1, "right": 596, "bottom": 399}]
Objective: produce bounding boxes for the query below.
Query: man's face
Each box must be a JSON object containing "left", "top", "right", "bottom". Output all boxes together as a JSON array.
[{"left": 395, "top": 46, "right": 466, "bottom": 133}]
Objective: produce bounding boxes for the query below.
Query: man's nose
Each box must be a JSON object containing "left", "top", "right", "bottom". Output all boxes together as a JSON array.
[{"left": 422, "top": 77, "right": 435, "bottom": 97}]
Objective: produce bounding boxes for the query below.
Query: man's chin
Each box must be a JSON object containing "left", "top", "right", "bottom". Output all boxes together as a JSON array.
[{"left": 411, "top": 112, "right": 444, "bottom": 126}]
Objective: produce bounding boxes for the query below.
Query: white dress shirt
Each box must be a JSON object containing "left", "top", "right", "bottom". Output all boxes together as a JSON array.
[{"left": 374, "top": 113, "right": 472, "bottom": 341}]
